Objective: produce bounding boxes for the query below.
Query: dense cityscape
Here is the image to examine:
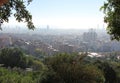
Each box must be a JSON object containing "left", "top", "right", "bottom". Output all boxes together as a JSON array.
[{"left": 0, "top": 27, "right": 120, "bottom": 58}]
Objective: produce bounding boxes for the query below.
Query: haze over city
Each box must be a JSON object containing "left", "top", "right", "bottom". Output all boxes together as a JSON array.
[
  {"left": 1, "top": 0, "right": 120, "bottom": 82},
  {"left": 4, "top": 0, "right": 106, "bottom": 29}
]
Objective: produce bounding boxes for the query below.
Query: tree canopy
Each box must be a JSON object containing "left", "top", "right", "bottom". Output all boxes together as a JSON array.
[
  {"left": 0, "top": 0, "right": 35, "bottom": 29},
  {"left": 101, "top": 0, "right": 120, "bottom": 40},
  {"left": 0, "top": 48, "right": 27, "bottom": 68}
]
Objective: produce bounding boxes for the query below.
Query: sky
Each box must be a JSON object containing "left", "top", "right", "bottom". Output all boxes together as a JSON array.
[{"left": 5, "top": 0, "right": 106, "bottom": 29}]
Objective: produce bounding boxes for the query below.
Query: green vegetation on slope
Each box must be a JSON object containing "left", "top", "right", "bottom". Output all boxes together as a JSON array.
[{"left": 0, "top": 48, "right": 120, "bottom": 83}]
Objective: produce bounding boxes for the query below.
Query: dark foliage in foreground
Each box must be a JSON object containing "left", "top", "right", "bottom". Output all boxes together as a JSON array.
[{"left": 0, "top": 48, "right": 120, "bottom": 83}]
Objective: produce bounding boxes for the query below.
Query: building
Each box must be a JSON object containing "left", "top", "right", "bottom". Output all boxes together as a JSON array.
[
  {"left": 83, "top": 29, "right": 97, "bottom": 42},
  {"left": 0, "top": 36, "right": 13, "bottom": 48}
]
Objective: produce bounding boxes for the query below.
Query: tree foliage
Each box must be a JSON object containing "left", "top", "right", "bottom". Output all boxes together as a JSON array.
[
  {"left": 44, "top": 54, "right": 105, "bottom": 83},
  {"left": 0, "top": 49, "right": 120, "bottom": 83},
  {"left": 101, "top": 0, "right": 120, "bottom": 40},
  {"left": 0, "top": 0, "right": 35, "bottom": 29},
  {"left": 94, "top": 61, "right": 117, "bottom": 83},
  {"left": 0, "top": 48, "right": 27, "bottom": 68},
  {"left": 0, "top": 67, "right": 37, "bottom": 83}
]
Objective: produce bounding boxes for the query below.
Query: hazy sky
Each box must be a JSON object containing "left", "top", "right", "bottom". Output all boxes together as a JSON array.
[{"left": 6, "top": 0, "right": 106, "bottom": 29}]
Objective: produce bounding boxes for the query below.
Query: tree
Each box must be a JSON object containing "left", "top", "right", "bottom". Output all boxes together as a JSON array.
[
  {"left": 0, "top": 0, "right": 35, "bottom": 29},
  {"left": 94, "top": 61, "right": 117, "bottom": 83},
  {"left": 44, "top": 54, "right": 105, "bottom": 83},
  {"left": 0, "top": 48, "right": 27, "bottom": 68},
  {"left": 101, "top": 0, "right": 120, "bottom": 40}
]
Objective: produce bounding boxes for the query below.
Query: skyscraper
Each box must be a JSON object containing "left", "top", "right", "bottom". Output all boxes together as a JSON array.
[{"left": 83, "top": 28, "right": 97, "bottom": 42}]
